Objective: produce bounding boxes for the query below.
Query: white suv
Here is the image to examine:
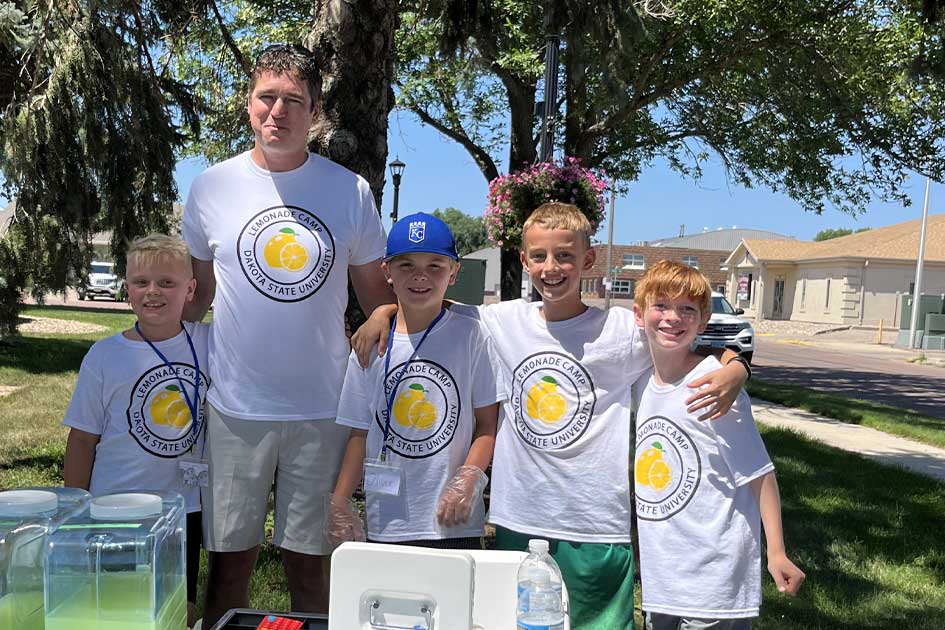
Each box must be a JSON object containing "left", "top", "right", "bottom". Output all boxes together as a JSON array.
[
  {"left": 694, "top": 292, "right": 754, "bottom": 363},
  {"left": 78, "top": 261, "right": 123, "bottom": 301}
]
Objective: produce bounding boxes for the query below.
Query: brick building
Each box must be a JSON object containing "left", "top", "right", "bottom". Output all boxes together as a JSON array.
[{"left": 581, "top": 244, "right": 729, "bottom": 298}]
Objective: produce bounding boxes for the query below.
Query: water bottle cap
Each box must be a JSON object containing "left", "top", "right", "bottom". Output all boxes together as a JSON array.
[
  {"left": 528, "top": 567, "right": 551, "bottom": 584},
  {"left": 528, "top": 538, "right": 549, "bottom": 554},
  {"left": 0, "top": 490, "right": 58, "bottom": 517},
  {"left": 90, "top": 493, "right": 163, "bottom": 520}
]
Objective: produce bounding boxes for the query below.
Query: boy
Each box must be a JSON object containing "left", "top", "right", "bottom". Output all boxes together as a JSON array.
[
  {"left": 632, "top": 260, "right": 804, "bottom": 629},
  {"left": 63, "top": 234, "right": 210, "bottom": 627},
  {"left": 326, "top": 212, "right": 504, "bottom": 548},
  {"left": 352, "top": 203, "right": 750, "bottom": 629}
]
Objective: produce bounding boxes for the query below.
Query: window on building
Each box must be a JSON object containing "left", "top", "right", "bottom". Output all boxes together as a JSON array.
[
  {"left": 682, "top": 255, "right": 699, "bottom": 268},
  {"left": 716, "top": 284, "right": 726, "bottom": 294},
  {"left": 621, "top": 253, "right": 645, "bottom": 269},
  {"left": 825, "top": 278, "right": 831, "bottom": 310},
  {"left": 800, "top": 278, "right": 807, "bottom": 309},
  {"left": 613, "top": 279, "right": 634, "bottom": 294}
]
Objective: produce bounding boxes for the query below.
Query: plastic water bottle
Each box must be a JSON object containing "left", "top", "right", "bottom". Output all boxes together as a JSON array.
[{"left": 517, "top": 539, "right": 565, "bottom": 630}]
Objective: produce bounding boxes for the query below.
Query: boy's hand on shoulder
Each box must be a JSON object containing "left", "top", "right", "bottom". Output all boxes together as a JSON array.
[
  {"left": 685, "top": 359, "right": 747, "bottom": 420},
  {"left": 767, "top": 551, "right": 805, "bottom": 596},
  {"left": 350, "top": 304, "right": 398, "bottom": 367}
]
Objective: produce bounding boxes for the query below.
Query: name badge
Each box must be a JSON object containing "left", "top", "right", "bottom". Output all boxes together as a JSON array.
[
  {"left": 179, "top": 458, "right": 209, "bottom": 488},
  {"left": 364, "top": 458, "right": 404, "bottom": 496}
]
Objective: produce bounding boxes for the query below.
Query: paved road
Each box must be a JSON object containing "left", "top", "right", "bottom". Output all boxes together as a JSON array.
[
  {"left": 24, "top": 289, "right": 132, "bottom": 311},
  {"left": 752, "top": 334, "right": 945, "bottom": 419}
]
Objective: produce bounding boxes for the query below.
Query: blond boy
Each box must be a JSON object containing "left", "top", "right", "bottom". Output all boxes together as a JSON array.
[
  {"left": 354, "top": 203, "right": 750, "bottom": 629},
  {"left": 63, "top": 234, "right": 210, "bottom": 625},
  {"left": 632, "top": 261, "right": 804, "bottom": 630}
]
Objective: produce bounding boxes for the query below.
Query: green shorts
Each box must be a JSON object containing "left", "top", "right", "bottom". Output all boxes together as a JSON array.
[{"left": 495, "top": 526, "right": 635, "bottom": 630}]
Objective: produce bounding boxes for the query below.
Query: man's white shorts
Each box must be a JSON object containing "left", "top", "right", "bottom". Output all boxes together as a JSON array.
[{"left": 201, "top": 404, "right": 349, "bottom": 555}]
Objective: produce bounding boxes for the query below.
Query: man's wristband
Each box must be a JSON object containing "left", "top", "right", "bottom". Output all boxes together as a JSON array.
[{"left": 725, "top": 354, "right": 752, "bottom": 380}]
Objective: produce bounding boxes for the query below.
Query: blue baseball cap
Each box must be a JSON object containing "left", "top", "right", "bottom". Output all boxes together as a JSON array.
[{"left": 385, "top": 212, "right": 459, "bottom": 261}]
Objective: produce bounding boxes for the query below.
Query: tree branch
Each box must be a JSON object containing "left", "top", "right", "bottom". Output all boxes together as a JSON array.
[
  {"left": 209, "top": 0, "right": 251, "bottom": 78},
  {"left": 409, "top": 105, "right": 500, "bottom": 181}
]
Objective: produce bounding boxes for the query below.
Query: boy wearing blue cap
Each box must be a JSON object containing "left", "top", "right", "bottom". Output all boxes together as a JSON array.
[{"left": 326, "top": 212, "right": 506, "bottom": 548}]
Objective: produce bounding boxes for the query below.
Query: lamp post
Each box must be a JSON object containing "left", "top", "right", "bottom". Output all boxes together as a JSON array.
[{"left": 389, "top": 157, "right": 406, "bottom": 223}]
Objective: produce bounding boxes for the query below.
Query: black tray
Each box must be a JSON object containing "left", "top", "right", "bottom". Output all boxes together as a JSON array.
[{"left": 211, "top": 608, "right": 329, "bottom": 629}]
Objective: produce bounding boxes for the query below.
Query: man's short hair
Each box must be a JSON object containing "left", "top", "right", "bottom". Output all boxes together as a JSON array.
[
  {"left": 522, "top": 202, "right": 593, "bottom": 249},
  {"left": 127, "top": 234, "right": 193, "bottom": 278},
  {"left": 634, "top": 260, "right": 712, "bottom": 323},
  {"left": 249, "top": 44, "right": 321, "bottom": 108}
]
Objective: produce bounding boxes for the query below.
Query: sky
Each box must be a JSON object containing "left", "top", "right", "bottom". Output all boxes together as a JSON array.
[{"left": 173, "top": 108, "right": 942, "bottom": 247}]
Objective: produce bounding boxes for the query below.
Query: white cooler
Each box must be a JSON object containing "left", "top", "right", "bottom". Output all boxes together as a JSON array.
[{"left": 329, "top": 543, "right": 570, "bottom": 630}]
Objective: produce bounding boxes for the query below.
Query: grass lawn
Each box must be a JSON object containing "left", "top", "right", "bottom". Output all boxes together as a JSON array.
[
  {"left": 747, "top": 378, "right": 945, "bottom": 450},
  {"left": 1, "top": 306, "right": 944, "bottom": 627}
]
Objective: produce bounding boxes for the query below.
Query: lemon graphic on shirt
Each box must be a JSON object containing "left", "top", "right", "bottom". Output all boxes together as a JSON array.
[
  {"left": 525, "top": 376, "right": 567, "bottom": 424},
  {"left": 149, "top": 385, "right": 192, "bottom": 429},
  {"left": 636, "top": 441, "right": 672, "bottom": 491},
  {"left": 392, "top": 383, "right": 438, "bottom": 430},
  {"left": 263, "top": 227, "right": 309, "bottom": 272}
]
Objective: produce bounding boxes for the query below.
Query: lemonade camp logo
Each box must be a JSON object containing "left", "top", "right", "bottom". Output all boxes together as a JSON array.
[
  {"left": 635, "top": 415, "right": 701, "bottom": 521},
  {"left": 375, "top": 359, "right": 460, "bottom": 459},
  {"left": 237, "top": 205, "right": 336, "bottom": 302},
  {"left": 510, "top": 352, "right": 597, "bottom": 450},
  {"left": 126, "top": 363, "right": 210, "bottom": 458}
]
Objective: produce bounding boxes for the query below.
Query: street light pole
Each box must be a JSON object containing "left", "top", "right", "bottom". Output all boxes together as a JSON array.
[
  {"left": 604, "top": 191, "right": 617, "bottom": 310},
  {"left": 908, "top": 176, "right": 932, "bottom": 349},
  {"left": 389, "top": 157, "right": 406, "bottom": 223}
]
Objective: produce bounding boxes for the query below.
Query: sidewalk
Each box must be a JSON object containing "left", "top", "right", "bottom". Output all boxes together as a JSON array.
[{"left": 752, "top": 399, "right": 945, "bottom": 483}]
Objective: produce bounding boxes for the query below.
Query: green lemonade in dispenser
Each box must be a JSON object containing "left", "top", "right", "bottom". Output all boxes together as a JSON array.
[
  {"left": 44, "top": 492, "right": 186, "bottom": 630},
  {"left": 0, "top": 488, "right": 90, "bottom": 630}
]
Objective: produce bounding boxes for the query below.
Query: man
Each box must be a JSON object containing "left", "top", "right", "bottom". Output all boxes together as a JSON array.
[{"left": 181, "top": 44, "right": 393, "bottom": 627}]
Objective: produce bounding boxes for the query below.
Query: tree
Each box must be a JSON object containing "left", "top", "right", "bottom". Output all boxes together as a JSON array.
[
  {"left": 0, "top": 1, "right": 398, "bottom": 334},
  {"left": 398, "top": 0, "right": 945, "bottom": 297},
  {"left": 813, "top": 227, "right": 872, "bottom": 241},
  {"left": 431, "top": 207, "right": 489, "bottom": 255},
  {"left": 0, "top": 1, "right": 202, "bottom": 335}
]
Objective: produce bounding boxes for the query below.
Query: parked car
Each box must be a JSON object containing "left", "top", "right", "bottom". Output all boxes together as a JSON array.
[
  {"left": 77, "top": 261, "right": 123, "bottom": 301},
  {"left": 694, "top": 292, "right": 754, "bottom": 363}
]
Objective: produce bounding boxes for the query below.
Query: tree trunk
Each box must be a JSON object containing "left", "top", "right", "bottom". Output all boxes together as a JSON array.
[
  {"left": 306, "top": 0, "right": 397, "bottom": 209},
  {"left": 306, "top": 1, "right": 396, "bottom": 329},
  {"left": 500, "top": 247, "right": 523, "bottom": 301}
]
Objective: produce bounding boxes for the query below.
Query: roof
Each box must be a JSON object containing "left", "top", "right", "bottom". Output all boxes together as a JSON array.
[
  {"left": 733, "top": 212, "right": 945, "bottom": 264},
  {"left": 648, "top": 228, "right": 793, "bottom": 251}
]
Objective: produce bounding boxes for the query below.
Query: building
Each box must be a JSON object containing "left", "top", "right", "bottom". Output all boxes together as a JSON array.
[
  {"left": 582, "top": 244, "right": 729, "bottom": 298},
  {"left": 724, "top": 213, "right": 945, "bottom": 325},
  {"left": 648, "top": 227, "right": 793, "bottom": 251},
  {"left": 464, "top": 246, "right": 501, "bottom": 296}
]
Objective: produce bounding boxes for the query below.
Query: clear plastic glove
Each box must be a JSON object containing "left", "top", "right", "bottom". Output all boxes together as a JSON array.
[
  {"left": 436, "top": 465, "right": 488, "bottom": 527},
  {"left": 324, "top": 494, "right": 365, "bottom": 549}
]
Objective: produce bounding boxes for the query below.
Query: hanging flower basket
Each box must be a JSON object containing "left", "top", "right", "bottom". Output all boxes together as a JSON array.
[{"left": 484, "top": 157, "right": 609, "bottom": 249}]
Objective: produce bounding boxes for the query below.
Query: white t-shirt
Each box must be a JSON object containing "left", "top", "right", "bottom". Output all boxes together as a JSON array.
[
  {"left": 335, "top": 310, "right": 506, "bottom": 541},
  {"left": 63, "top": 323, "right": 212, "bottom": 513},
  {"left": 454, "top": 300, "right": 651, "bottom": 543},
  {"left": 182, "top": 151, "right": 387, "bottom": 421},
  {"left": 635, "top": 356, "right": 774, "bottom": 619}
]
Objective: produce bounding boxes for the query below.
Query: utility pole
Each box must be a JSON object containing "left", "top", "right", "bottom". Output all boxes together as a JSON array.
[
  {"left": 908, "top": 177, "right": 932, "bottom": 349},
  {"left": 604, "top": 191, "right": 617, "bottom": 309}
]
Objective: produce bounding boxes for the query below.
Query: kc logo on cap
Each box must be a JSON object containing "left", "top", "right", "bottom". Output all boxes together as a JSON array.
[{"left": 408, "top": 220, "right": 426, "bottom": 243}]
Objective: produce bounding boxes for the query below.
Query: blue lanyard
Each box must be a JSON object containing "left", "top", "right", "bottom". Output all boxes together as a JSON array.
[
  {"left": 135, "top": 322, "right": 201, "bottom": 441},
  {"left": 381, "top": 309, "right": 445, "bottom": 461}
]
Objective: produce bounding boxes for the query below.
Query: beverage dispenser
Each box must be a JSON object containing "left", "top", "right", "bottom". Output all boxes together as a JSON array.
[
  {"left": 0, "top": 488, "right": 90, "bottom": 630},
  {"left": 44, "top": 492, "right": 186, "bottom": 630}
]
